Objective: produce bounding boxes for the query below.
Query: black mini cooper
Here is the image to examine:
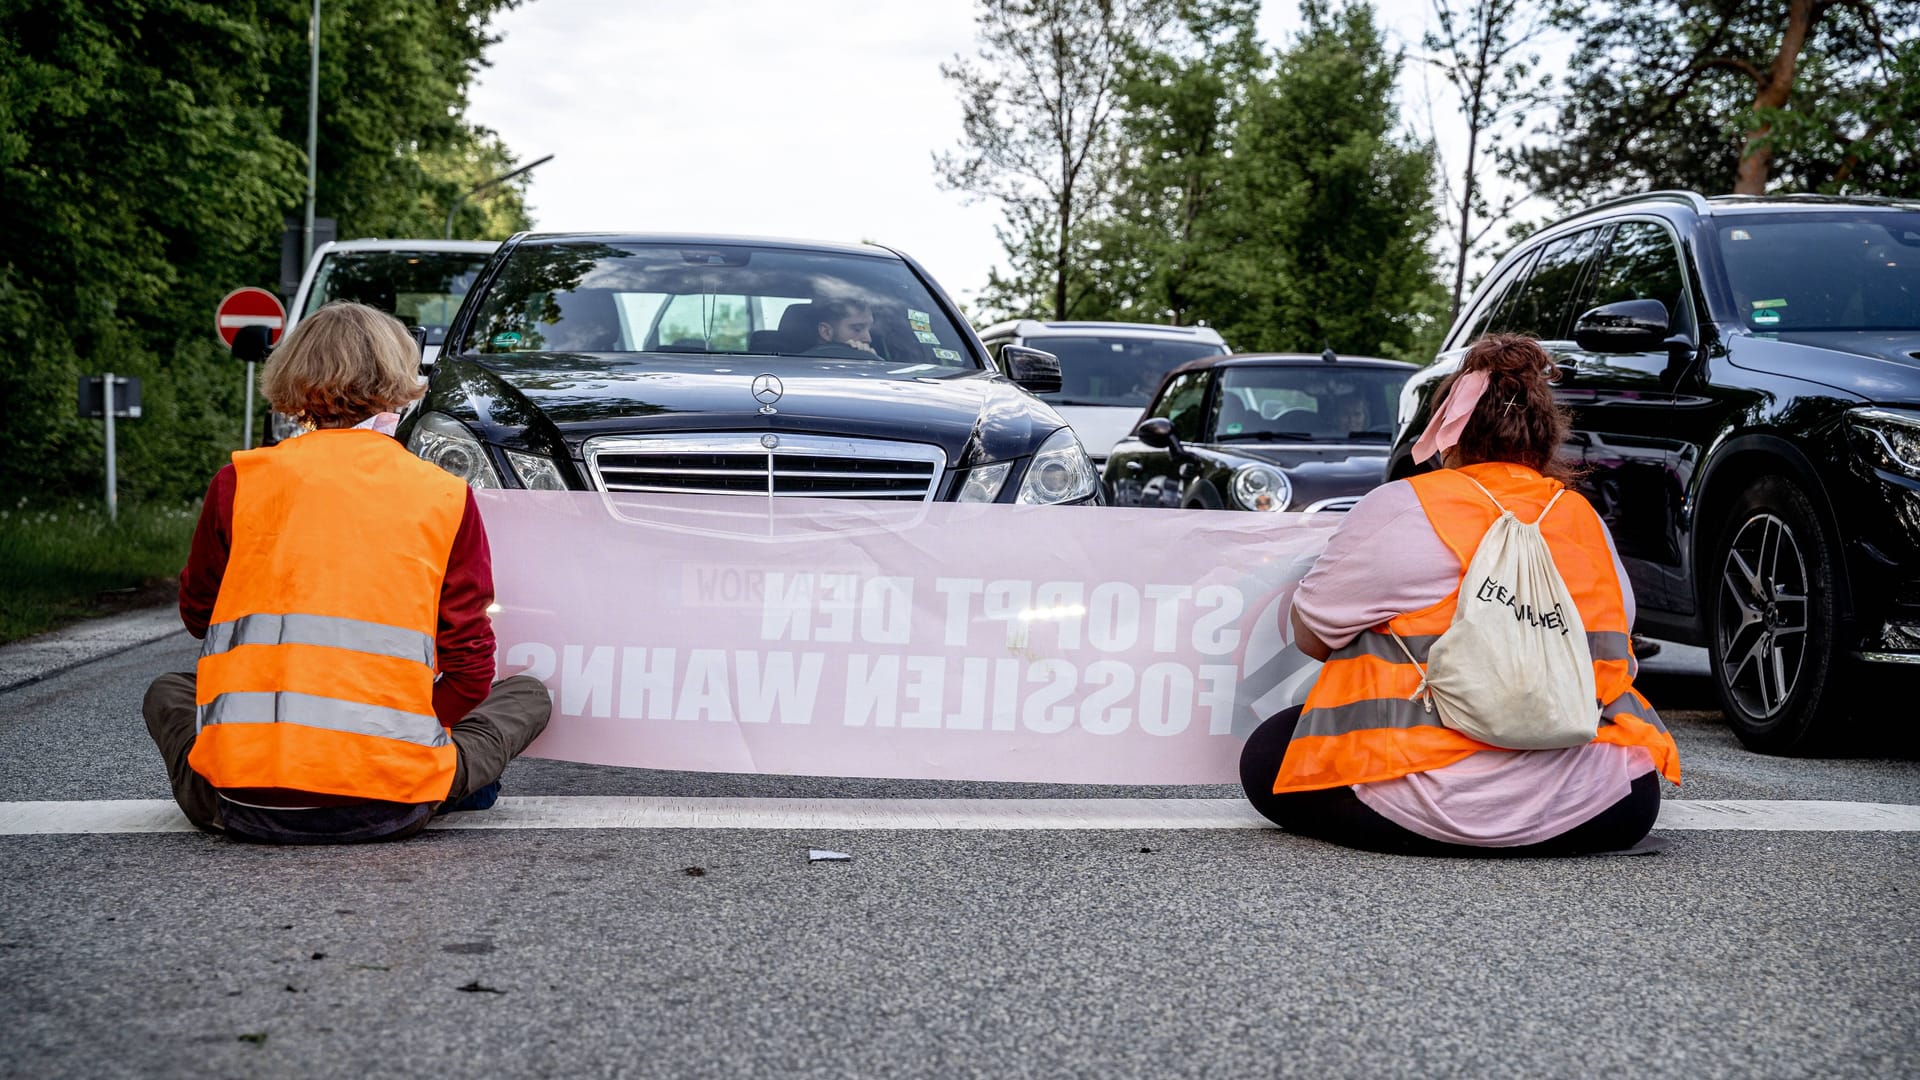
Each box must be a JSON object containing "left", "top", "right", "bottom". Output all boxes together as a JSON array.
[
  {"left": 397, "top": 233, "right": 1103, "bottom": 506},
  {"left": 1389, "top": 193, "right": 1920, "bottom": 753},
  {"left": 1105, "top": 352, "right": 1416, "bottom": 513}
]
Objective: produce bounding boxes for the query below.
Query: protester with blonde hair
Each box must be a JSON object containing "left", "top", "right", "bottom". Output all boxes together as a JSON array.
[
  {"left": 143, "top": 301, "right": 551, "bottom": 843},
  {"left": 1240, "top": 334, "right": 1681, "bottom": 856}
]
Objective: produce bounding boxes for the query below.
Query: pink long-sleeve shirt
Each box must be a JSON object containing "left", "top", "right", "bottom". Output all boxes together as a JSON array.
[{"left": 1290, "top": 478, "right": 1656, "bottom": 847}]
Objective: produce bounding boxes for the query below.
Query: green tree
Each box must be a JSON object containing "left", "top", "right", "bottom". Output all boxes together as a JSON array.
[
  {"left": 937, "top": 0, "right": 1177, "bottom": 320},
  {"left": 1519, "top": 0, "right": 1920, "bottom": 203},
  {"left": 1199, "top": 1, "right": 1446, "bottom": 359},
  {"left": 1091, "top": 0, "right": 1266, "bottom": 326},
  {"left": 0, "top": 0, "right": 529, "bottom": 504}
]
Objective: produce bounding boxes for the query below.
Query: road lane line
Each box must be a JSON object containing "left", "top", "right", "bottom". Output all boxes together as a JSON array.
[{"left": 2, "top": 797, "right": 1919, "bottom": 835}]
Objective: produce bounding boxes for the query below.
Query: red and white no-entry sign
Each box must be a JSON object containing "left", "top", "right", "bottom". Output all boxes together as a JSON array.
[{"left": 214, "top": 287, "right": 288, "bottom": 349}]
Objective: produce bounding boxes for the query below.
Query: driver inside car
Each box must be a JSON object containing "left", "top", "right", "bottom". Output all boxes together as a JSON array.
[{"left": 805, "top": 298, "right": 878, "bottom": 357}]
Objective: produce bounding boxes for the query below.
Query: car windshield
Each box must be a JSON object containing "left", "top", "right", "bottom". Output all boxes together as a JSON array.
[
  {"left": 1211, "top": 365, "right": 1410, "bottom": 443},
  {"left": 1714, "top": 211, "right": 1920, "bottom": 333},
  {"left": 1026, "top": 336, "right": 1224, "bottom": 407},
  {"left": 303, "top": 250, "right": 492, "bottom": 345},
  {"left": 461, "top": 241, "right": 979, "bottom": 371}
]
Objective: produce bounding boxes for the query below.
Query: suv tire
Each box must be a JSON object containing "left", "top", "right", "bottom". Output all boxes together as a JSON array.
[{"left": 1707, "top": 475, "right": 1845, "bottom": 753}]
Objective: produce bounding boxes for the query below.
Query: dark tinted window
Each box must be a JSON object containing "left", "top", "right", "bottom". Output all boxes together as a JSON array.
[
  {"left": 1212, "top": 365, "right": 1413, "bottom": 443},
  {"left": 1150, "top": 370, "right": 1210, "bottom": 441},
  {"left": 1495, "top": 228, "right": 1603, "bottom": 339},
  {"left": 1581, "top": 221, "right": 1694, "bottom": 337},
  {"left": 305, "top": 250, "right": 492, "bottom": 345},
  {"left": 1457, "top": 249, "right": 1536, "bottom": 345},
  {"left": 1713, "top": 211, "right": 1920, "bottom": 332},
  {"left": 1025, "top": 336, "right": 1225, "bottom": 408},
  {"left": 462, "top": 242, "right": 977, "bottom": 369}
]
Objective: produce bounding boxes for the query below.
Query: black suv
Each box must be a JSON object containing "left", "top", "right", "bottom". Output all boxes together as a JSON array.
[{"left": 1389, "top": 192, "right": 1920, "bottom": 753}]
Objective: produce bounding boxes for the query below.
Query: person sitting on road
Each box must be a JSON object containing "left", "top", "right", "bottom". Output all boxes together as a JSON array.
[
  {"left": 142, "top": 301, "right": 553, "bottom": 844},
  {"left": 1239, "top": 334, "right": 1681, "bottom": 856},
  {"left": 803, "top": 297, "right": 879, "bottom": 357}
]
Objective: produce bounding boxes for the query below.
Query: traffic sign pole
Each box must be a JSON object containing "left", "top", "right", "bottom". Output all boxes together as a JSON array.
[
  {"left": 244, "top": 363, "right": 256, "bottom": 449},
  {"left": 103, "top": 372, "right": 117, "bottom": 522}
]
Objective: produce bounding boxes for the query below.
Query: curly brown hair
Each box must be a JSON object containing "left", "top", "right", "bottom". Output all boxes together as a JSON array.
[{"left": 1433, "top": 334, "right": 1582, "bottom": 483}]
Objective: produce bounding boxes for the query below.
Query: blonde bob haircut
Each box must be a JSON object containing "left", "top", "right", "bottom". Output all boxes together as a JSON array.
[{"left": 262, "top": 301, "right": 424, "bottom": 429}]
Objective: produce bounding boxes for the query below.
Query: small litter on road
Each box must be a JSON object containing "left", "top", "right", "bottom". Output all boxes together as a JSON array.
[
  {"left": 682, "top": 866, "right": 707, "bottom": 877},
  {"left": 455, "top": 980, "right": 505, "bottom": 994},
  {"left": 808, "top": 849, "right": 852, "bottom": 862}
]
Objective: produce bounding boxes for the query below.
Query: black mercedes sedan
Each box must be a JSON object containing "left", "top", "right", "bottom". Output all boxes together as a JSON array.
[
  {"left": 396, "top": 233, "right": 1102, "bottom": 505},
  {"left": 1104, "top": 352, "right": 1416, "bottom": 513},
  {"left": 1388, "top": 192, "right": 1920, "bottom": 754}
]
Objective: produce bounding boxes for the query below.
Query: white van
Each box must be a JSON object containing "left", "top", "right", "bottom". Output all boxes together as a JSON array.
[
  {"left": 267, "top": 238, "right": 498, "bottom": 442},
  {"left": 976, "top": 320, "right": 1230, "bottom": 465}
]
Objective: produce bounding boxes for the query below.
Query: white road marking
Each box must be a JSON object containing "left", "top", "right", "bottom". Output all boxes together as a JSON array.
[{"left": 1, "top": 797, "right": 1918, "bottom": 836}]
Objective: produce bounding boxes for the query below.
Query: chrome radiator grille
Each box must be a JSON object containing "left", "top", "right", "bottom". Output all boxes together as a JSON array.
[{"left": 583, "top": 434, "right": 946, "bottom": 501}]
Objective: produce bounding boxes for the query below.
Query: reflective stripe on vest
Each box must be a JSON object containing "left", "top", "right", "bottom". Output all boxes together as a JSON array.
[
  {"left": 199, "top": 691, "right": 450, "bottom": 748},
  {"left": 203, "top": 612, "right": 436, "bottom": 668},
  {"left": 1274, "top": 464, "right": 1682, "bottom": 793}
]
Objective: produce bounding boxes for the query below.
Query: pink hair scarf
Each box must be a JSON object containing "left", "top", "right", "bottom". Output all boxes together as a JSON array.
[{"left": 1410, "top": 369, "right": 1489, "bottom": 464}]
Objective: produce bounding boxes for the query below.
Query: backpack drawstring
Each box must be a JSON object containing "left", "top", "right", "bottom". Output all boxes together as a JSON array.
[{"left": 1390, "top": 630, "right": 1434, "bottom": 713}]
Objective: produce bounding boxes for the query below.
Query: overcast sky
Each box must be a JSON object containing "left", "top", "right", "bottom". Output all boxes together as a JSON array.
[{"left": 466, "top": 0, "right": 1560, "bottom": 308}]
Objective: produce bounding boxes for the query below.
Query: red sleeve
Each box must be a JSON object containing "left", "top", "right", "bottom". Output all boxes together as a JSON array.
[
  {"left": 432, "top": 490, "right": 497, "bottom": 725},
  {"left": 178, "top": 466, "right": 236, "bottom": 639}
]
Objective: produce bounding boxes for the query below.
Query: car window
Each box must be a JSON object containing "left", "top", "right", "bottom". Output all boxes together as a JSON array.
[
  {"left": 1150, "top": 370, "right": 1210, "bottom": 442},
  {"left": 462, "top": 242, "right": 978, "bottom": 370},
  {"left": 1455, "top": 249, "right": 1536, "bottom": 347},
  {"left": 303, "top": 250, "right": 492, "bottom": 345},
  {"left": 1023, "top": 336, "right": 1225, "bottom": 408},
  {"left": 1713, "top": 211, "right": 1920, "bottom": 332},
  {"left": 1495, "top": 227, "right": 1604, "bottom": 340},
  {"left": 1580, "top": 220, "right": 1695, "bottom": 339},
  {"left": 1212, "top": 365, "right": 1413, "bottom": 443}
]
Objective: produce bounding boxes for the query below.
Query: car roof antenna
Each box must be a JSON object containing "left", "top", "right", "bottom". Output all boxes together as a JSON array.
[{"left": 1321, "top": 342, "right": 1338, "bottom": 363}]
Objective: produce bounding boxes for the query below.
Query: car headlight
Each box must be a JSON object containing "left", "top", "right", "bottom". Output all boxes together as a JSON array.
[
  {"left": 407, "top": 412, "right": 502, "bottom": 489},
  {"left": 1848, "top": 407, "right": 1920, "bottom": 482},
  {"left": 505, "top": 449, "right": 569, "bottom": 491},
  {"left": 1231, "top": 463, "right": 1292, "bottom": 511},
  {"left": 957, "top": 461, "right": 1013, "bottom": 503},
  {"left": 1016, "top": 428, "right": 1100, "bottom": 505}
]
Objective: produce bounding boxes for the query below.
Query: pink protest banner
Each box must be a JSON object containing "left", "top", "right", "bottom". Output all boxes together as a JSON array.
[{"left": 478, "top": 492, "right": 1336, "bottom": 785}]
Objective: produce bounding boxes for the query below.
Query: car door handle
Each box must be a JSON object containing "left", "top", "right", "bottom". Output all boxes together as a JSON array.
[{"left": 1125, "top": 461, "right": 1143, "bottom": 472}]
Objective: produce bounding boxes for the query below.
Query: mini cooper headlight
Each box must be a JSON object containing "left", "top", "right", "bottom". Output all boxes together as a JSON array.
[
  {"left": 1848, "top": 407, "right": 1920, "bottom": 482},
  {"left": 1016, "top": 428, "right": 1100, "bottom": 505},
  {"left": 1231, "top": 463, "right": 1292, "bottom": 512},
  {"left": 408, "top": 412, "right": 502, "bottom": 489}
]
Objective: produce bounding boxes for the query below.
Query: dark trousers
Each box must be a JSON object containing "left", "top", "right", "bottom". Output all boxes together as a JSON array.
[
  {"left": 1239, "top": 706, "right": 1660, "bottom": 857},
  {"left": 143, "top": 672, "right": 552, "bottom": 838}
]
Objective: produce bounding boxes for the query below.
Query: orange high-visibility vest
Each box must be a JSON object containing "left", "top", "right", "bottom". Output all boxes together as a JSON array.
[
  {"left": 188, "top": 429, "right": 470, "bottom": 804},
  {"left": 1274, "top": 462, "right": 1682, "bottom": 794}
]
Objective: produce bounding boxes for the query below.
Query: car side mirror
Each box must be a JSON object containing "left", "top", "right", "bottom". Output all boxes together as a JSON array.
[
  {"left": 1135, "top": 416, "right": 1190, "bottom": 458},
  {"left": 407, "top": 325, "right": 430, "bottom": 372},
  {"left": 1002, "top": 344, "right": 1062, "bottom": 394},
  {"left": 1574, "top": 299, "right": 1669, "bottom": 353},
  {"left": 231, "top": 323, "right": 274, "bottom": 364}
]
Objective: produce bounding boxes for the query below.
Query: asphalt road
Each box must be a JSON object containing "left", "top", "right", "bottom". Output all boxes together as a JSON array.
[{"left": 3, "top": 629, "right": 1917, "bottom": 1079}]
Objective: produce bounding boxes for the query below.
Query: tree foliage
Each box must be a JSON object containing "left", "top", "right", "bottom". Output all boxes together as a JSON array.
[
  {"left": 0, "top": 0, "right": 530, "bottom": 502},
  {"left": 937, "top": 0, "right": 1178, "bottom": 321},
  {"left": 1519, "top": 0, "right": 1920, "bottom": 203}
]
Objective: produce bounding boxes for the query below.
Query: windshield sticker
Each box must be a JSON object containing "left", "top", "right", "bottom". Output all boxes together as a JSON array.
[
  {"left": 491, "top": 331, "right": 523, "bottom": 349},
  {"left": 1751, "top": 298, "right": 1787, "bottom": 309},
  {"left": 1751, "top": 309, "right": 1781, "bottom": 326},
  {"left": 907, "top": 309, "right": 933, "bottom": 332},
  {"left": 932, "top": 348, "right": 961, "bottom": 361},
  {"left": 1728, "top": 229, "right": 1752, "bottom": 241},
  {"left": 915, "top": 330, "right": 941, "bottom": 344}
]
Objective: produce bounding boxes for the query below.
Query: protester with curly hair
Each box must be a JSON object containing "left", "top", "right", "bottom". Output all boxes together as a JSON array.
[{"left": 1240, "top": 334, "right": 1681, "bottom": 856}]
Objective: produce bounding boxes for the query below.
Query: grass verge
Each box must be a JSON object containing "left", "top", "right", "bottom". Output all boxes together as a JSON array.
[{"left": 0, "top": 498, "right": 196, "bottom": 643}]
